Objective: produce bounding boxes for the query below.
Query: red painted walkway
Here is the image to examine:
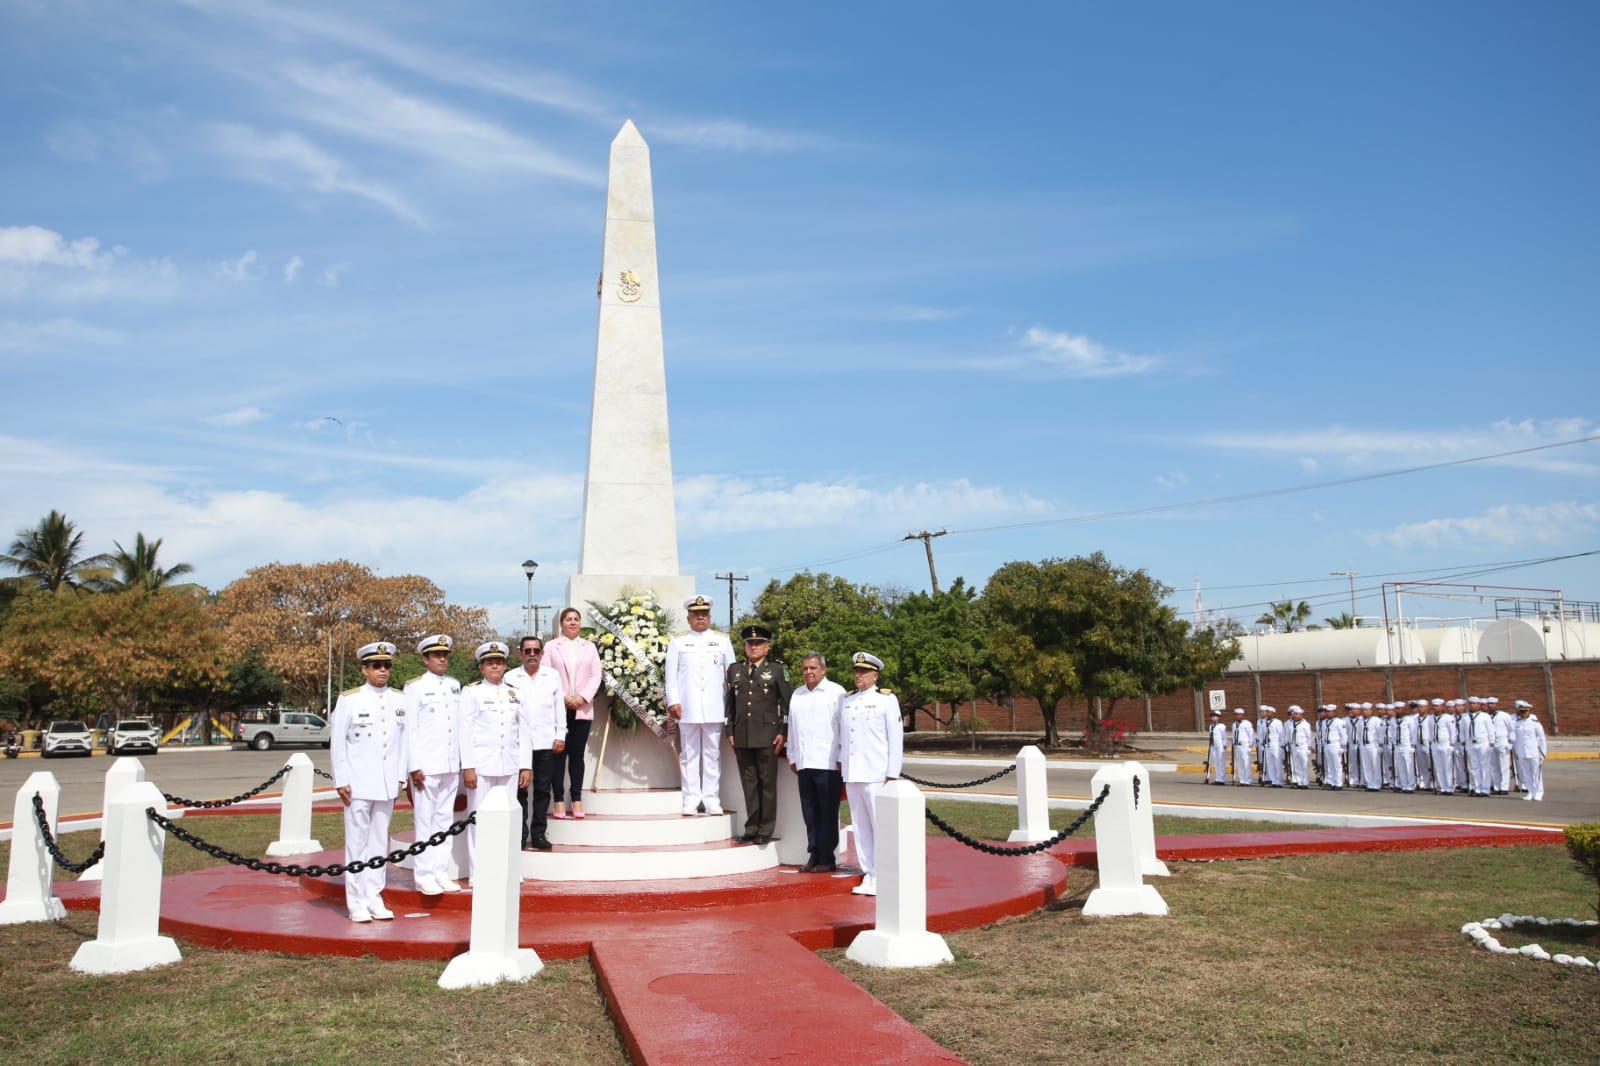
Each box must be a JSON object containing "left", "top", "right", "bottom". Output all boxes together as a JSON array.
[{"left": 17, "top": 818, "right": 1560, "bottom": 1066}]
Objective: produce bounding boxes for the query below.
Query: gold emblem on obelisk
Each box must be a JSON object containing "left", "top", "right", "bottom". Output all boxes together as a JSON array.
[{"left": 617, "top": 269, "right": 642, "bottom": 302}]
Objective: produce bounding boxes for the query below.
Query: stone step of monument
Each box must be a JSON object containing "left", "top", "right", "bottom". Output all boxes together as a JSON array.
[
  {"left": 580, "top": 788, "right": 685, "bottom": 818},
  {"left": 520, "top": 836, "right": 780, "bottom": 882},
  {"left": 546, "top": 811, "right": 736, "bottom": 848}
]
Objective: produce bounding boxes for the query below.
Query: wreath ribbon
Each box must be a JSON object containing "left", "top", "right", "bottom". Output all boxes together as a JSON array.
[{"left": 589, "top": 606, "right": 674, "bottom": 742}]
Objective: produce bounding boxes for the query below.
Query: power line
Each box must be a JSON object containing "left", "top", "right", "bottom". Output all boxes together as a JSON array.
[{"left": 1195, "top": 552, "right": 1594, "bottom": 592}]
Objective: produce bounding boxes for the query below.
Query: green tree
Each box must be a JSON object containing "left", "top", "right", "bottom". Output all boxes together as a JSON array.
[
  {"left": 1257, "top": 598, "right": 1313, "bottom": 633},
  {"left": 94, "top": 532, "right": 196, "bottom": 592},
  {"left": 982, "top": 560, "right": 1082, "bottom": 747},
  {"left": 742, "top": 572, "right": 895, "bottom": 689},
  {"left": 1, "top": 510, "right": 112, "bottom": 592},
  {"left": 891, "top": 579, "right": 990, "bottom": 728},
  {"left": 1323, "top": 612, "right": 1357, "bottom": 630}
]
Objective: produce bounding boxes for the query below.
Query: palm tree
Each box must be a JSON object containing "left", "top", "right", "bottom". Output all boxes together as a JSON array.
[
  {"left": 1256, "top": 598, "right": 1313, "bottom": 633},
  {"left": 0, "top": 511, "right": 112, "bottom": 591},
  {"left": 99, "top": 533, "right": 195, "bottom": 592},
  {"left": 1323, "top": 612, "right": 1357, "bottom": 630}
]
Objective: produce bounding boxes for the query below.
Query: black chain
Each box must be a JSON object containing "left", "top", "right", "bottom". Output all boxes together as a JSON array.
[
  {"left": 924, "top": 784, "right": 1111, "bottom": 856},
  {"left": 146, "top": 808, "right": 473, "bottom": 878},
  {"left": 160, "top": 765, "right": 291, "bottom": 809},
  {"left": 313, "top": 768, "right": 334, "bottom": 781},
  {"left": 30, "top": 793, "right": 105, "bottom": 874},
  {"left": 902, "top": 764, "right": 1017, "bottom": 790},
  {"left": 1133, "top": 773, "right": 1141, "bottom": 809}
]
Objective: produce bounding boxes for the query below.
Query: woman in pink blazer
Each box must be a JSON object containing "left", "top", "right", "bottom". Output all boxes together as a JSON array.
[{"left": 545, "top": 607, "right": 604, "bottom": 818}]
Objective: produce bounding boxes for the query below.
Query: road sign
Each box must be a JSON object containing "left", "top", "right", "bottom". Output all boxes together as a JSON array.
[{"left": 1208, "top": 689, "right": 1227, "bottom": 712}]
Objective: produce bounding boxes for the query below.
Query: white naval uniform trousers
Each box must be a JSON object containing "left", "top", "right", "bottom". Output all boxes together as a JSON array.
[
  {"left": 839, "top": 686, "right": 903, "bottom": 878},
  {"left": 1208, "top": 724, "right": 1228, "bottom": 783},
  {"left": 1467, "top": 712, "right": 1494, "bottom": 795},
  {"left": 1417, "top": 716, "right": 1435, "bottom": 790},
  {"left": 1513, "top": 717, "right": 1547, "bottom": 801},
  {"left": 1322, "top": 718, "right": 1347, "bottom": 789},
  {"left": 457, "top": 679, "right": 532, "bottom": 878},
  {"left": 404, "top": 671, "right": 461, "bottom": 888},
  {"left": 330, "top": 683, "right": 407, "bottom": 916},
  {"left": 1491, "top": 711, "right": 1514, "bottom": 791},
  {"left": 1431, "top": 715, "right": 1457, "bottom": 793},
  {"left": 1453, "top": 715, "right": 1470, "bottom": 790},
  {"left": 1232, "top": 720, "right": 1255, "bottom": 785},
  {"left": 1392, "top": 714, "right": 1417, "bottom": 792},
  {"left": 1288, "top": 720, "right": 1312, "bottom": 786},
  {"left": 1360, "top": 718, "right": 1383, "bottom": 790},
  {"left": 1261, "top": 718, "right": 1284, "bottom": 786},
  {"left": 1379, "top": 718, "right": 1395, "bottom": 786},
  {"left": 664, "top": 629, "right": 736, "bottom": 814}
]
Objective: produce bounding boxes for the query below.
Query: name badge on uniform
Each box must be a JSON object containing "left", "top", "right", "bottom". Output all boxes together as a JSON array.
[
  {"left": 395, "top": 709, "right": 405, "bottom": 718},
  {"left": 356, "top": 711, "right": 372, "bottom": 721}
]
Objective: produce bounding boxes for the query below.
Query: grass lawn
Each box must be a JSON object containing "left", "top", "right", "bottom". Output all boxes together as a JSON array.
[
  {"left": 0, "top": 813, "right": 627, "bottom": 1066},
  {"left": 831, "top": 806, "right": 1598, "bottom": 1065}
]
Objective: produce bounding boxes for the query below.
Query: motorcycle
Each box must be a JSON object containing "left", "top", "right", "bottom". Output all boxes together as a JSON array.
[{"left": 3, "top": 732, "right": 20, "bottom": 759}]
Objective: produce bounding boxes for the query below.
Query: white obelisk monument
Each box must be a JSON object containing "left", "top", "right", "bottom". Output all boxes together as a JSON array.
[{"left": 570, "top": 120, "right": 695, "bottom": 791}]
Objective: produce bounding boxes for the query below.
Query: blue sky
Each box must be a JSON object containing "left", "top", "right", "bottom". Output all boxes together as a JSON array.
[{"left": 2, "top": 1, "right": 1597, "bottom": 633}]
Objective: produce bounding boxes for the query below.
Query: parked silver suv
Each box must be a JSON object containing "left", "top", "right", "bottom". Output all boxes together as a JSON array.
[
  {"left": 236, "top": 709, "right": 331, "bottom": 751},
  {"left": 109, "top": 719, "right": 160, "bottom": 756}
]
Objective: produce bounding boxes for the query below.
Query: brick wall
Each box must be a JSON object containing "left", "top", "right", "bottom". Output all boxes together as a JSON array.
[{"left": 956, "top": 659, "right": 1600, "bottom": 736}]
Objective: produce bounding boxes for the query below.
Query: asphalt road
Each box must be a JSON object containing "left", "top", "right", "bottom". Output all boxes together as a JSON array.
[
  {"left": 0, "top": 747, "right": 336, "bottom": 818},
  {"left": 904, "top": 760, "right": 1599, "bottom": 827}
]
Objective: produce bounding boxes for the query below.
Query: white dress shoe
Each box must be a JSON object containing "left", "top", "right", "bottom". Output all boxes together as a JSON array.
[
  {"left": 368, "top": 902, "right": 395, "bottom": 920},
  {"left": 348, "top": 907, "right": 373, "bottom": 923},
  {"left": 704, "top": 807, "right": 724, "bottom": 817},
  {"left": 414, "top": 876, "right": 440, "bottom": 896},
  {"left": 851, "top": 875, "right": 877, "bottom": 896},
  {"left": 435, "top": 878, "right": 463, "bottom": 893}
]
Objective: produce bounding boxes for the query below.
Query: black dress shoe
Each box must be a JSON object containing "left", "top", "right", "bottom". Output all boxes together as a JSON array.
[
  {"left": 812, "top": 862, "right": 836, "bottom": 873},
  {"left": 754, "top": 835, "right": 771, "bottom": 845},
  {"left": 531, "top": 837, "right": 553, "bottom": 851},
  {"left": 737, "top": 833, "right": 755, "bottom": 843}
]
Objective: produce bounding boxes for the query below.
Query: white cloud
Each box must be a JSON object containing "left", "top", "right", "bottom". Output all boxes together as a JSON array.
[
  {"left": 279, "top": 63, "right": 601, "bottom": 186},
  {"left": 218, "top": 250, "right": 263, "bottom": 282},
  {"left": 202, "top": 406, "right": 267, "bottom": 428},
  {"left": 1366, "top": 501, "right": 1600, "bottom": 550},
  {"left": 283, "top": 255, "right": 303, "bottom": 284},
  {"left": 972, "top": 326, "right": 1159, "bottom": 379},
  {"left": 0, "top": 225, "right": 179, "bottom": 304},
  {"left": 319, "top": 262, "right": 350, "bottom": 288},
  {"left": 1198, "top": 417, "right": 1600, "bottom": 476},
  {"left": 0, "top": 318, "right": 124, "bottom": 351},
  {"left": 209, "top": 122, "right": 428, "bottom": 227},
  {"left": 676, "top": 474, "right": 1051, "bottom": 540},
  {"left": 1155, "top": 470, "right": 1189, "bottom": 490}
]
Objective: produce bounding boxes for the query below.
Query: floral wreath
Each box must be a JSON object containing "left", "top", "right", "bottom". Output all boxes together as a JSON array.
[{"left": 587, "top": 590, "right": 675, "bottom": 739}]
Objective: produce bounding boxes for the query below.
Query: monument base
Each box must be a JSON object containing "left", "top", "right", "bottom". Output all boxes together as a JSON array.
[
  {"left": 69, "top": 935, "right": 182, "bottom": 974},
  {"left": 264, "top": 838, "right": 323, "bottom": 857},
  {"left": 1082, "top": 885, "right": 1169, "bottom": 917},
  {"left": 845, "top": 929, "right": 954, "bottom": 969},
  {"left": 438, "top": 949, "right": 544, "bottom": 990},
  {"left": 0, "top": 896, "right": 66, "bottom": 925}
]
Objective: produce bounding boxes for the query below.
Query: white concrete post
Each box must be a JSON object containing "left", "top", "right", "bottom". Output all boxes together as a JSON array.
[
  {"left": 845, "top": 780, "right": 953, "bottom": 968},
  {"left": 1082, "top": 763, "right": 1168, "bottom": 917},
  {"left": 70, "top": 781, "right": 181, "bottom": 974},
  {"left": 265, "top": 753, "right": 323, "bottom": 857},
  {"left": 79, "top": 757, "right": 146, "bottom": 881},
  {"left": 0, "top": 771, "right": 68, "bottom": 924},
  {"left": 438, "top": 786, "right": 543, "bottom": 989},
  {"left": 1008, "top": 745, "right": 1051, "bottom": 842},
  {"left": 1126, "top": 761, "right": 1170, "bottom": 878}
]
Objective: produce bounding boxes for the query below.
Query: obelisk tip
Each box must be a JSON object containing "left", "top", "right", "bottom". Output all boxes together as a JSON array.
[{"left": 613, "top": 119, "right": 647, "bottom": 147}]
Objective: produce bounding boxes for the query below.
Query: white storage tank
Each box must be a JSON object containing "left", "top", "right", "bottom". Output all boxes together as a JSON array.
[
  {"left": 1416, "top": 626, "right": 1477, "bottom": 664},
  {"left": 1476, "top": 618, "right": 1590, "bottom": 662},
  {"left": 1229, "top": 626, "right": 1426, "bottom": 672}
]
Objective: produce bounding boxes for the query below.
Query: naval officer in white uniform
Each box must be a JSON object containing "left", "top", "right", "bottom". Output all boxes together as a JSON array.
[
  {"left": 838, "top": 651, "right": 903, "bottom": 897},
  {"left": 405, "top": 634, "right": 462, "bottom": 895},
  {"left": 664, "top": 595, "right": 735, "bottom": 817},
  {"left": 457, "top": 641, "right": 532, "bottom": 879},
  {"left": 331, "top": 641, "right": 409, "bottom": 922},
  {"left": 1513, "top": 701, "right": 1547, "bottom": 801}
]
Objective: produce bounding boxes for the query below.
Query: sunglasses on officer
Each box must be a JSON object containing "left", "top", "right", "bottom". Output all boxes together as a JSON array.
[{"left": 519, "top": 646, "right": 543, "bottom": 657}]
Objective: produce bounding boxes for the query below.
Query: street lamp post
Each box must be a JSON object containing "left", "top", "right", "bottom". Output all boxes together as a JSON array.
[
  {"left": 1331, "top": 570, "right": 1357, "bottom": 619},
  {"left": 522, "top": 560, "right": 539, "bottom": 638}
]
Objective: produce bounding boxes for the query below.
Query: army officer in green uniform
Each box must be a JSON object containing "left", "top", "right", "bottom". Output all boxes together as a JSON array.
[{"left": 725, "top": 624, "right": 792, "bottom": 844}]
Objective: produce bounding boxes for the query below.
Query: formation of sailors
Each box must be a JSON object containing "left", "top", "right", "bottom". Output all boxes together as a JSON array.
[{"left": 1206, "top": 697, "right": 1549, "bottom": 800}]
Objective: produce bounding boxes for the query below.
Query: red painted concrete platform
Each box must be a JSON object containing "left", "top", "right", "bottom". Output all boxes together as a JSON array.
[{"left": 592, "top": 928, "right": 963, "bottom": 1066}]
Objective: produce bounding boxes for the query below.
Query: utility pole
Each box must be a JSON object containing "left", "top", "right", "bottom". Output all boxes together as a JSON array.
[
  {"left": 903, "top": 530, "right": 949, "bottom": 593},
  {"left": 1331, "top": 570, "right": 1357, "bottom": 619},
  {"left": 713, "top": 572, "right": 748, "bottom": 631},
  {"left": 532, "top": 604, "right": 553, "bottom": 637}
]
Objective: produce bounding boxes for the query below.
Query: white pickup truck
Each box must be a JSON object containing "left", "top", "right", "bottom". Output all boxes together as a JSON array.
[{"left": 235, "top": 709, "right": 331, "bottom": 751}]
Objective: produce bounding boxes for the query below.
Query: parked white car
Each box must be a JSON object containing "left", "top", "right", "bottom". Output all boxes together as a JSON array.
[
  {"left": 42, "top": 719, "right": 93, "bottom": 758},
  {"left": 236, "top": 709, "right": 331, "bottom": 751},
  {"left": 108, "top": 719, "right": 161, "bottom": 756}
]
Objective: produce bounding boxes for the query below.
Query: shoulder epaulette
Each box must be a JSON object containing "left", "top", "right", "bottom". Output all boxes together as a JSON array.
[
  {"left": 879, "top": 687, "right": 893, "bottom": 695},
  {"left": 341, "top": 685, "right": 361, "bottom": 697},
  {"left": 465, "top": 679, "right": 483, "bottom": 688}
]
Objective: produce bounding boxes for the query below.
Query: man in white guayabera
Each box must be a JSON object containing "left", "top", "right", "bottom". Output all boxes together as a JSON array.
[{"left": 664, "top": 595, "right": 735, "bottom": 817}]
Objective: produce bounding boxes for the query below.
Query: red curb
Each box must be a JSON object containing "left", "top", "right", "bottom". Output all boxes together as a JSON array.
[
  {"left": 591, "top": 928, "right": 965, "bottom": 1065},
  {"left": 1047, "top": 823, "right": 1559, "bottom": 867}
]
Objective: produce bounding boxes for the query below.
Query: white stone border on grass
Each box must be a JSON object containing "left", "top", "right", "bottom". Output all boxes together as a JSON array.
[{"left": 1461, "top": 915, "right": 1599, "bottom": 969}]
